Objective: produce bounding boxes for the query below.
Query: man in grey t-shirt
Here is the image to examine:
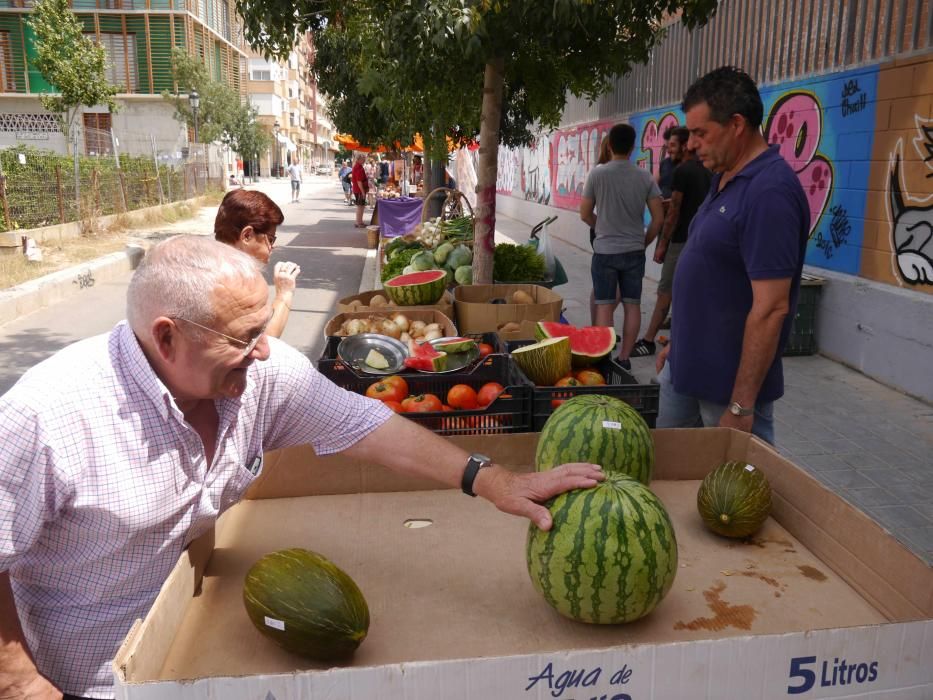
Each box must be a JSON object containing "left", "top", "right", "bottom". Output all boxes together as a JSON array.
[{"left": 580, "top": 123, "right": 664, "bottom": 367}]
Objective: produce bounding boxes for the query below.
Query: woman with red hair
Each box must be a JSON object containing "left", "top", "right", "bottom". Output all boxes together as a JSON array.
[{"left": 214, "top": 188, "right": 300, "bottom": 338}]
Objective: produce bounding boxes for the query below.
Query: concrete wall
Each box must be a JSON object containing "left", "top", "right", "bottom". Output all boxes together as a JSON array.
[{"left": 494, "top": 54, "right": 933, "bottom": 401}]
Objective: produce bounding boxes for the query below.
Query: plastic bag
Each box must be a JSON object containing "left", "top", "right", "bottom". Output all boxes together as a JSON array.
[{"left": 536, "top": 220, "right": 557, "bottom": 279}]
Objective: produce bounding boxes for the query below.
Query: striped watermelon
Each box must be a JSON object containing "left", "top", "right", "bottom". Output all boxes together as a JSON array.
[
  {"left": 383, "top": 270, "right": 447, "bottom": 305},
  {"left": 535, "top": 394, "right": 654, "bottom": 484},
  {"left": 526, "top": 472, "right": 678, "bottom": 624},
  {"left": 697, "top": 461, "right": 772, "bottom": 538},
  {"left": 243, "top": 548, "right": 369, "bottom": 660}
]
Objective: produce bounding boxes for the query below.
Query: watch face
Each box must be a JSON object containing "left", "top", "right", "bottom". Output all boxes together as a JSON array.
[{"left": 472, "top": 453, "right": 491, "bottom": 463}]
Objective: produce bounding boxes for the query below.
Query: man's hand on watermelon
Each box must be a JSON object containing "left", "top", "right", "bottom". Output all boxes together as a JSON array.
[{"left": 473, "top": 463, "right": 605, "bottom": 531}]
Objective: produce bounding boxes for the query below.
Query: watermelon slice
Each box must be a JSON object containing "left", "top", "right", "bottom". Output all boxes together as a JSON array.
[
  {"left": 403, "top": 340, "right": 448, "bottom": 371},
  {"left": 433, "top": 337, "right": 477, "bottom": 354},
  {"left": 535, "top": 322, "right": 616, "bottom": 368}
]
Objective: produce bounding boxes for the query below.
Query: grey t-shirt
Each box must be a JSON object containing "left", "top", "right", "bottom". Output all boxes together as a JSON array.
[{"left": 583, "top": 159, "right": 660, "bottom": 254}]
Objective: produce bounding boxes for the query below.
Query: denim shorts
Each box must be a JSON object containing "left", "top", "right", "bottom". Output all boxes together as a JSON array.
[{"left": 591, "top": 250, "right": 646, "bottom": 305}]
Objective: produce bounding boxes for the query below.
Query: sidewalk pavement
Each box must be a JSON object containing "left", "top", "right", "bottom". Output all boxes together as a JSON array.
[{"left": 488, "top": 212, "right": 933, "bottom": 565}]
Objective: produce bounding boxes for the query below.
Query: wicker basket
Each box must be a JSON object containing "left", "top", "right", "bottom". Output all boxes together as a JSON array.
[
  {"left": 420, "top": 187, "right": 475, "bottom": 224},
  {"left": 365, "top": 225, "right": 380, "bottom": 249}
]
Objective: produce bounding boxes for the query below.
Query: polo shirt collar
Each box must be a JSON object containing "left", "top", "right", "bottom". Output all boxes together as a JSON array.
[{"left": 714, "top": 143, "right": 781, "bottom": 188}]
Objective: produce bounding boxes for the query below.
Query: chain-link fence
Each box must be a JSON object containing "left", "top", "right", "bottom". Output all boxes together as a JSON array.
[{"left": 0, "top": 127, "right": 225, "bottom": 233}]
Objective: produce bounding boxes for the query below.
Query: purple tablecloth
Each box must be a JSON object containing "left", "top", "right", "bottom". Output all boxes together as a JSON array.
[{"left": 376, "top": 197, "right": 423, "bottom": 238}]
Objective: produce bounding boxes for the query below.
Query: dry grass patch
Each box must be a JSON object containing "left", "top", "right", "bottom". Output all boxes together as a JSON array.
[{"left": 0, "top": 232, "right": 130, "bottom": 289}]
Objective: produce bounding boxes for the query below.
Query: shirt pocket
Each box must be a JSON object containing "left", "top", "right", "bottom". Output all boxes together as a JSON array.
[{"left": 221, "top": 454, "right": 265, "bottom": 511}]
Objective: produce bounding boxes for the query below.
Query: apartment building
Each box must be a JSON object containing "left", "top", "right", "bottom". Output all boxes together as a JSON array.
[
  {"left": 0, "top": 0, "right": 248, "bottom": 155},
  {"left": 246, "top": 32, "right": 336, "bottom": 176}
]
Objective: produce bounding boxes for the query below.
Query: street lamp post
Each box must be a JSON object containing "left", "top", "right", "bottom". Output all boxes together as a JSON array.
[
  {"left": 273, "top": 120, "right": 280, "bottom": 177},
  {"left": 188, "top": 89, "right": 200, "bottom": 147}
]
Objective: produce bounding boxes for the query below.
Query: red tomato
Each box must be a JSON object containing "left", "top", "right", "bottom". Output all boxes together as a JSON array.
[
  {"left": 551, "top": 377, "right": 580, "bottom": 409},
  {"left": 555, "top": 376, "right": 581, "bottom": 387},
  {"left": 477, "top": 342, "right": 494, "bottom": 359},
  {"left": 402, "top": 393, "right": 443, "bottom": 413},
  {"left": 382, "top": 400, "right": 404, "bottom": 413},
  {"left": 441, "top": 404, "right": 454, "bottom": 412},
  {"left": 477, "top": 382, "right": 505, "bottom": 408},
  {"left": 365, "top": 380, "right": 406, "bottom": 403},
  {"left": 447, "top": 384, "right": 479, "bottom": 409},
  {"left": 382, "top": 375, "right": 409, "bottom": 397},
  {"left": 574, "top": 369, "right": 606, "bottom": 386}
]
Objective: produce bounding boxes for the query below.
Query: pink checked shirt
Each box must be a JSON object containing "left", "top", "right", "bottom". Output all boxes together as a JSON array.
[{"left": 0, "top": 322, "right": 392, "bottom": 698}]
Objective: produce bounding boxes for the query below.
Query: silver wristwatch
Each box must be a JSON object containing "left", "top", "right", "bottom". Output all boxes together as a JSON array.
[{"left": 729, "top": 401, "right": 754, "bottom": 417}]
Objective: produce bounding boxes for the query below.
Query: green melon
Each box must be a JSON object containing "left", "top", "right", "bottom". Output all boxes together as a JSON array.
[
  {"left": 243, "top": 548, "right": 369, "bottom": 660},
  {"left": 383, "top": 269, "right": 447, "bottom": 305},
  {"left": 535, "top": 394, "right": 653, "bottom": 484},
  {"left": 697, "top": 461, "right": 772, "bottom": 538},
  {"left": 510, "top": 336, "right": 571, "bottom": 386},
  {"left": 526, "top": 472, "right": 678, "bottom": 624}
]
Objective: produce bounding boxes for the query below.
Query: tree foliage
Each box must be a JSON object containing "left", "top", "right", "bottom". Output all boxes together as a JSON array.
[
  {"left": 163, "top": 48, "right": 269, "bottom": 160},
  {"left": 27, "top": 0, "right": 120, "bottom": 144},
  {"left": 234, "top": 0, "right": 719, "bottom": 280}
]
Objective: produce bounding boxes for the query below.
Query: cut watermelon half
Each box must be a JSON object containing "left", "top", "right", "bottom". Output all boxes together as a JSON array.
[
  {"left": 535, "top": 321, "right": 615, "bottom": 367},
  {"left": 433, "top": 337, "right": 476, "bottom": 354}
]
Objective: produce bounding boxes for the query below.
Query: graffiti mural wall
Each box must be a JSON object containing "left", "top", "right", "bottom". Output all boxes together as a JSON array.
[{"left": 497, "top": 61, "right": 932, "bottom": 295}]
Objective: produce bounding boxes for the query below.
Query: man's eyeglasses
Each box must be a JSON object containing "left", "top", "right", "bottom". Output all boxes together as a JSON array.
[
  {"left": 257, "top": 230, "right": 277, "bottom": 245},
  {"left": 172, "top": 311, "right": 274, "bottom": 357}
]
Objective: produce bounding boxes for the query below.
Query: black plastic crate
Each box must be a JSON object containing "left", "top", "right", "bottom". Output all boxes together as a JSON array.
[
  {"left": 317, "top": 354, "right": 532, "bottom": 435},
  {"left": 505, "top": 340, "right": 659, "bottom": 430},
  {"left": 783, "top": 278, "right": 823, "bottom": 357},
  {"left": 318, "top": 332, "right": 502, "bottom": 364}
]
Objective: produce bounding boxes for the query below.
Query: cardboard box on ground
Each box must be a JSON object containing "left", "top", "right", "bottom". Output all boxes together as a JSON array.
[{"left": 113, "top": 430, "right": 932, "bottom": 700}]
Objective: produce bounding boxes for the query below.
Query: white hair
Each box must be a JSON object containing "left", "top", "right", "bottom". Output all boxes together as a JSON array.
[{"left": 127, "top": 235, "right": 262, "bottom": 333}]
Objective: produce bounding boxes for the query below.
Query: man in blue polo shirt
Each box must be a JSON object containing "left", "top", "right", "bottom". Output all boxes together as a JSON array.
[{"left": 655, "top": 66, "right": 809, "bottom": 445}]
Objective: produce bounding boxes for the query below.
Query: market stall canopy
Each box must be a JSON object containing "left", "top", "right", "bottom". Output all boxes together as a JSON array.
[{"left": 334, "top": 132, "right": 478, "bottom": 154}]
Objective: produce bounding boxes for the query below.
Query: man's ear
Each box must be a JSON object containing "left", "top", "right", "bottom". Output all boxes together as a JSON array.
[
  {"left": 151, "top": 317, "right": 179, "bottom": 362},
  {"left": 239, "top": 225, "right": 255, "bottom": 244}
]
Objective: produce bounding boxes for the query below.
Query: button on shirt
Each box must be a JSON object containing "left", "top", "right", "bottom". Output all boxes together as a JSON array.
[
  {"left": 0, "top": 322, "right": 392, "bottom": 698},
  {"left": 670, "top": 145, "right": 810, "bottom": 405}
]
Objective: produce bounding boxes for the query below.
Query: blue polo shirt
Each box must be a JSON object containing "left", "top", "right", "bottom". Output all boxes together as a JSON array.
[{"left": 670, "top": 145, "right": 809, "bottom": 405}]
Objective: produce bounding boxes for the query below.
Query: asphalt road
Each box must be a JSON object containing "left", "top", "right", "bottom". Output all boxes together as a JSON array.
[{"left": 0, "top": 175, "right": 369, "bottom": 394}]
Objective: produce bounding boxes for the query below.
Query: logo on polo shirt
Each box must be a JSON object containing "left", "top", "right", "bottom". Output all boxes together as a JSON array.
[{"left": 719, "top": 206, "right": 727, "bottom": 214}]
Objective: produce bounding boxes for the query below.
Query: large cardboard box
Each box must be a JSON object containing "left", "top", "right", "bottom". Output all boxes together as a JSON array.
[
  {"left": 113, "top": 430, "right": 932, "bottom": 699},
  {"left": 454, "top": 284, "right": 562, "bottom": 333},
  {"left": 336, "top": 289, "right": 455, "bottom": 321}
]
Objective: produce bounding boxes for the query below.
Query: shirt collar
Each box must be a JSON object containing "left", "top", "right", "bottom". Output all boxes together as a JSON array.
[{"left": 714, "top": 143, "right": 781, "bottom": 187}]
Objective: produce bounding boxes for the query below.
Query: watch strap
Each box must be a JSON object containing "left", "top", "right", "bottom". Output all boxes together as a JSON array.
[
  {"left": 730, "top": 401, "right": 754, "bottom": 417},
  {"left": 461, "top": 454, "right": 491, "bottom": 497}
]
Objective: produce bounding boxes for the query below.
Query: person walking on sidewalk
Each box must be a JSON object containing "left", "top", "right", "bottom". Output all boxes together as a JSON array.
[
  {"left": 214, "top": 188, "right": 300, "bottom": 338},
  {"left": 631, "top": 128, "right": 711, "bottom": 358},
  {"left": 351, "top": 155, "right": 369, "bottom": 228},
  {"left": 0, "top": 235, "right": 603, "bottom": 700},
  {"left": 338, "top": 161, "right": 353, "bottom": 205},
  {"left": 580, "top": 123, "right": 664, "bottom": 369},
  {"left": 656, "top": 66, "right": 809, "bottom": 445},
  {"left": 286, "top": 160, "right": 303, "bottom": 203}
]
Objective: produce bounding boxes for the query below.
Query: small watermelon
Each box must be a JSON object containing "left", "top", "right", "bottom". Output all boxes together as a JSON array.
[
  {"left": 383, "top": 270, "right": 447, "bottom": 305},
  {"left": 536, "top": 394, "right": 654, "bottom": 484},
  {"left": 526, "top": 472, "right": 678, "bottom": 624},
  {"left": 510, "top": 337, "right": 571, "bottom": 386},
  {"left": 697, "top": 461, "right": 772, "bottom": 538},
  {"left": 535, "top": 322, "right": 616, "bottom": 367},
  {"left": 243, "top": 548, "right": 370, "bottom": 660}
]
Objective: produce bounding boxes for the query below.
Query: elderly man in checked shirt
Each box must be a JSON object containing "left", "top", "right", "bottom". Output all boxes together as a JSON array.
[{"left": 0, "top": 235, "right": 603, "bottom": 700}]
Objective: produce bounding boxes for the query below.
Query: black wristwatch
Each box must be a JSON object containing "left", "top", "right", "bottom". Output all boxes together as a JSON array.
[{"left": 461, "top": 453, "right": 492, "bottom": 497}]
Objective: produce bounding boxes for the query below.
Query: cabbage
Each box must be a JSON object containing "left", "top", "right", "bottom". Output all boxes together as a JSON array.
[
  {"left": 454, "top": 265, "right": 473, "bottom": 286},
  {"left": 447, "top": 244, "right": 473, "bottom": 270},
  {"left": 410, "top": 250, "right": 437, "bottom": 271},
  {"left": 433, "top": 242, "right": 454, "bottom": 265}
]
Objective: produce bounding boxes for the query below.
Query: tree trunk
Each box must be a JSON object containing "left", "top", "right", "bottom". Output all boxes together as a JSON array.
[{"left": 473, "top": 57, "right": 505, "bottom": 284}]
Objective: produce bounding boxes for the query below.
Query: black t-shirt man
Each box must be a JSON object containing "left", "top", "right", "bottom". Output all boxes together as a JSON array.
[{"left": 670, "top": 158, "right": 712, "bottom": 243}]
